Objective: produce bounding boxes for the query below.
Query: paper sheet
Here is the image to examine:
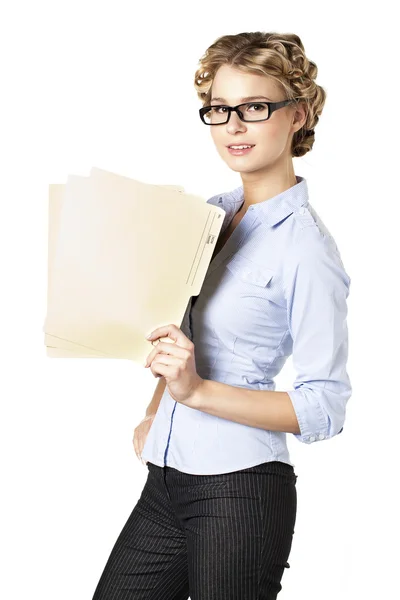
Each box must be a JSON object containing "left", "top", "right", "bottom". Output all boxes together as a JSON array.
[{"left": 43, "top": 167, "right": 225, "bottom": 363}]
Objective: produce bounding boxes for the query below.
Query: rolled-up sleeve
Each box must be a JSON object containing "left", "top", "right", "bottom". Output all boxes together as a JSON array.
[{"left": 283, "top": 233, "right": 352, "bottom": 444}]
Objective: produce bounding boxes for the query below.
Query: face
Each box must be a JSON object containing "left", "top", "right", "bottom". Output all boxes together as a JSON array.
[{"left": 208, "top": 65, "right": 306, "bottom": 174}]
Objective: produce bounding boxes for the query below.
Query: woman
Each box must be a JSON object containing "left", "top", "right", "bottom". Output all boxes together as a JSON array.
[{"left": 92, "top": 31, "right": 352, "bottom": 599}]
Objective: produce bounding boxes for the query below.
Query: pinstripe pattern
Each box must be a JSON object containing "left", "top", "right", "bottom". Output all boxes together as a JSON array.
[{"left": 92, "top": 460, "right": 297, "bottom": 599}]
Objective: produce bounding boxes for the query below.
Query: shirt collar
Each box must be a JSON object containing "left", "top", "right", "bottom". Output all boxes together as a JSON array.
[{"left": 216, "top": 175, "right": 309, "bottom": 228}]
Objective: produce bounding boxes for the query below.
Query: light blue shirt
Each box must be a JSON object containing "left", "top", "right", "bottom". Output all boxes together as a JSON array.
[{"left": 141, "top": 175, "right": 352, "bottom": 475}]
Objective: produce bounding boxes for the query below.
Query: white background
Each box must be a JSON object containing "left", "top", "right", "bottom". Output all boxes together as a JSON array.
[{"left": 1, "top": 1, "right": 398, "bottom": 598}]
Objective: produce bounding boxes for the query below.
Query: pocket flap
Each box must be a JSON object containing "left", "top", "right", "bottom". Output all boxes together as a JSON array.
[{"left": 225, "top": 254, "right": 274, "bottom": 287}]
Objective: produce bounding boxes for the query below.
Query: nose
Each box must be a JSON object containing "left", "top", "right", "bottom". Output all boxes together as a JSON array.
[{"left": 226, "top": 109, "right": 247, "bottom": 133}]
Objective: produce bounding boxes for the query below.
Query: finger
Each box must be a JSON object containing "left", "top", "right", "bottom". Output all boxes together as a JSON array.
[
  {"left": 149, "top": 355, "right": 181, "bottom": 378},
  {"left": 137, "top": 435, "right": 145, "bottom": 461},
  {"left": 133, "top": 436, "right": 141, "bottom": 461},
  {"left": 151, "top": 336, "right": 175, "bottom": 346},
  {"left": 147, "top": 325, "right": 191, "bottom": 349},
  {"left": 145, "top": 342, "right": 176, "bottom": 367},
  {"left": 146, "top": 343, "right": 189, "bottom": 368}
]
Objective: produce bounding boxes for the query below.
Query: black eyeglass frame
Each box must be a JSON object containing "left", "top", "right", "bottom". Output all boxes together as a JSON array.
[{"left": 199, "top": 99, "right": 297, "bottom": 125}]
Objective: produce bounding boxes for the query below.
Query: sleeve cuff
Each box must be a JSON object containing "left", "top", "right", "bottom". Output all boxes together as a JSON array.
[{"left": 287, "top": 388, "right": 330, "bottom": 443}]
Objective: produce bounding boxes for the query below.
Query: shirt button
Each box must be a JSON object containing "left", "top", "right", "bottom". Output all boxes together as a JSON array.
[
  {"left": 309, "top": 435, "right": 316, "bottom": 442},
  {"left": 318, "top": 433, "right": 325, "bottom": 440},
  {"left": 299, "top": 207, "right": 306, "bottom": 215}
]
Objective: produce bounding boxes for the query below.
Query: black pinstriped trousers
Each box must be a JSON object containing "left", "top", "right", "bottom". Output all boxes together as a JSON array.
[{"left": 92, "top": 460, "right": 297, "bottom": 600}]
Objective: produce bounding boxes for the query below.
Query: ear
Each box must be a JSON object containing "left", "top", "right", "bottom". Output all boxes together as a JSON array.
[{"left": 292, "top": 101, "right": 308, "bottom": 133}]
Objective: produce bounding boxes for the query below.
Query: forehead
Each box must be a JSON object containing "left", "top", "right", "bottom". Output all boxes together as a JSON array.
[{"left": 211, "top": 65, "right": 281, "bottom": 101}]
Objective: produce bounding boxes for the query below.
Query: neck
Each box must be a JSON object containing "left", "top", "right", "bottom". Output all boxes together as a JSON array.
[{"left": 240, "top": 163, "right": 297, "bottom": 209}]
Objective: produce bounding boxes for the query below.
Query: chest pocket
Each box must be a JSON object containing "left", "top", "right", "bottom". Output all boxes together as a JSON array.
[
  {"left": 221, "top": 253, "right": 285, "bottom": 365},
  {"left": 225, "top": 253, "right": 274, "bottom": 287}
]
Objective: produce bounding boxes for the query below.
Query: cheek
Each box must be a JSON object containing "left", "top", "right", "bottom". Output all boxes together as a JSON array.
[
  {"left": 211, "top": 129, "right": 222, "bottom": 146},
  {"left": 212, "top": 134, "right": 229, "bottom": 157},
  {"left": 254, "top": 127, "right": 288, "bottom": 158},
  {"left": 257, "top": 122, "right": 282, "bottom": 143}
]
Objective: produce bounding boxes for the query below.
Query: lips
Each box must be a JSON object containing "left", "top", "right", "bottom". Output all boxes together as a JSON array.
[{"left": 227, "top": 145, "right": 255, "bottom": 156}]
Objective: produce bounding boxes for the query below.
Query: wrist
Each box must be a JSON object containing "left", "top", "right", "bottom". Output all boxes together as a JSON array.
[{"left": 142, "top": 413, "right": 156, "bottom": 423}]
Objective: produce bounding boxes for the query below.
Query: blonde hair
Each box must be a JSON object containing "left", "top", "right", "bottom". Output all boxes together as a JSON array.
[{"left": 194, "top": 31, "right": 327, "bottom": 158}]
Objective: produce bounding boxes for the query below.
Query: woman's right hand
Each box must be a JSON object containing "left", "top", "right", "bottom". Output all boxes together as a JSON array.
[{"left": 133, "top": 414, "right": 156, "bottom": 465}]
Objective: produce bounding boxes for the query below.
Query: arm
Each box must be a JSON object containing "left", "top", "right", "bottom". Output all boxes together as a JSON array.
[
  {"left": 145, "top": 376, "right": 167, "bottom": 418},
  {"left": 189, "top": 234, "right": 352, "bottom": 443},
  {"left": 189, "top": 383, "right": 300, "bottom": 433},
  {"left": 282, "top": 234, "right": 352, "bottom": 443}
]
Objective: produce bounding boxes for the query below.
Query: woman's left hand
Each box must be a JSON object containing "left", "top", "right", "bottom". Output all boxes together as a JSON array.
[{"left": 144, "top": 324, "right": 204, "bottom": 406}]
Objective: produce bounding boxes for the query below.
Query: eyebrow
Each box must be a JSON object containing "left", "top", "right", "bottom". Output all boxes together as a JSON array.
[{"left": 210, "top": 95, "right": 272, "bottom": 104}]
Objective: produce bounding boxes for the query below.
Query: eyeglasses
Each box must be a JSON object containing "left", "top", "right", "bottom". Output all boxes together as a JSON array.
[{"left": 199, "top": 99, "right": 296, "bottom": 125}]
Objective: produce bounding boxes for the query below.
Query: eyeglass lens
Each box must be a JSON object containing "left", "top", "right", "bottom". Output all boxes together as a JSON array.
[{"left": 203, "top": 102, "right": 269, "bottom": 125}]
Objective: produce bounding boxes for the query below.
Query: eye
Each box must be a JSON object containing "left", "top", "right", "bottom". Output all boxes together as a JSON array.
[
  {"left": 247, "top": 103, "right": 267, "bottom": 111},
  {"left": 211, "top": 106, "right": 228, "bottom": 114}
]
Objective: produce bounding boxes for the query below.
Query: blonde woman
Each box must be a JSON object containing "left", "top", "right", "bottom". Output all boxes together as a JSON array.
[{"left": 92, "top": 31, "right": 351, "bottom": 600}]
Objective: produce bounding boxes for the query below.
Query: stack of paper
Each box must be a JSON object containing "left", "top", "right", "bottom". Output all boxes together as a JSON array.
[{"left": 43, "top": 166, "right": 226, "bottom": 363}]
